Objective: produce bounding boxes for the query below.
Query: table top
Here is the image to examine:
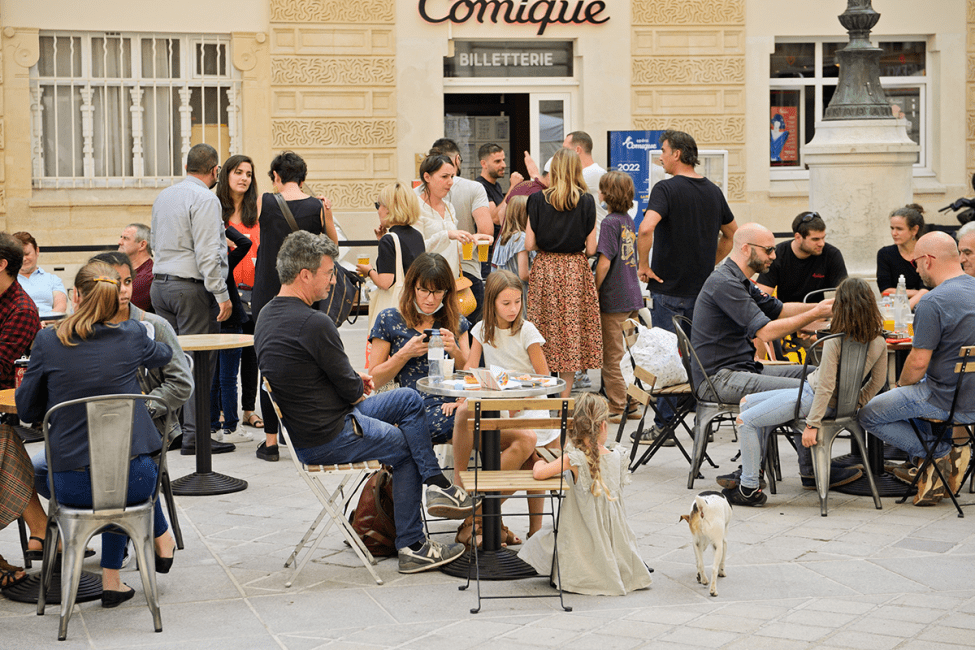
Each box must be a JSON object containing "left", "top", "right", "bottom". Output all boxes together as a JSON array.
[
  {"left": 0, "top": 388, "right": 15, "bottom": 413},
  {"left": 416, "top": 374, "right": 565, "bottom": 399},
  {"left": 177, "top": 333, "right": 254, "bottom": 351}
]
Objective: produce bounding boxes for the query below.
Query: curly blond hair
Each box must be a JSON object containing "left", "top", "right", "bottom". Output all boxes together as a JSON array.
[{"left": 569, "top": 392, "right": 615, "bottom": 500}]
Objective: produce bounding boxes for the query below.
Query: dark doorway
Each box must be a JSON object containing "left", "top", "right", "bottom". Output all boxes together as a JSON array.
[{"left": 444, "top": 93, "right": 530, "bottom": 184}]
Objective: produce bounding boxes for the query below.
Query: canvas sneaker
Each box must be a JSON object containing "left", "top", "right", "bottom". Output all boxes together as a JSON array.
[
  {"left": 573, "top": 371, "right": 592, "bottom": 389},
  {"left": 426, "top": 484, "right": 477, "bottom": 519},
  {"left": 221, "top": 429, "right": 255, "bottom": 444},
  {"left": 398, "top": 539, "right": 465, "bottom": 574},
  {"left": 946, "top": 443, "right": 971, "bottom": 496},
  {"left": 722, "top": 485, "right": 767, "bottom": 507},
  {"left": 914, "top": 458, "right": 948, "bottom": 506}
]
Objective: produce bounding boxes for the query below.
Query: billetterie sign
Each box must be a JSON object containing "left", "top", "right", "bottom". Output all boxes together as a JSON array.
[{"left": 418, "top": 0, "right": 610, "bottom": 36}]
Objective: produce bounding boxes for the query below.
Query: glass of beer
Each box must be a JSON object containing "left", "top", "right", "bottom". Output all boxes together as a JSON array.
[
  {"left": 462, "top": 240, "right": 474, "bottom": 260},
  {"left": 357, "top": 255, "right": 369, "bottom": 276},
  {"left": 477, "top": 241, "right": 490, "bottom": 262}
]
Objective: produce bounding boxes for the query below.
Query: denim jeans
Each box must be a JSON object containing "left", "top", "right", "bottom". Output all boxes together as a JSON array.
[
  {"left": 294, "top": 388, "right": 441, "bottom": 550},
  {"left": 858, "top": 379, "right": 975, "bottom": 461},
  {"left": 649, "top": 293, "right": 696, "bottom": 428},
  {"left": 738, "top": 384, "right": 827, "bottom": 488},
  {"left": 210, "top": 325, "right": 243, "bottom": 431},
  {"left": 704, "top": 364, "right": 814, "bottom": 478},
  {"left": 33, "top": 453, "right": 169, "bottom": 570}
]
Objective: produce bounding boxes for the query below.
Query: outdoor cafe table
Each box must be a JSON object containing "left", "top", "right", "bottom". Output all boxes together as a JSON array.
[
  {"left": 416, "top": 374, "right": 565, "bottom": 580},
  {"left": 173, "top": 333, "right": 252, "bottom": 497}
]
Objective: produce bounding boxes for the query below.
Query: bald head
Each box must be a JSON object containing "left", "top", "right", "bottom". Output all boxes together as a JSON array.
[
  {"left": 914, "top": 231, "right": 963, "bottom": 287},
  {"left": 731, "top": 223, "right": 776, "bottom": 276},
  {"left": 733, "top": 223, "right": 773, "bottom": 248}
]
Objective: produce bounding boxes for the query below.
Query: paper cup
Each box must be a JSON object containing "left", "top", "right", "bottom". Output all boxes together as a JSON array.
[{"left": 442, "top": 358, "right": 455, "bottom": 376}]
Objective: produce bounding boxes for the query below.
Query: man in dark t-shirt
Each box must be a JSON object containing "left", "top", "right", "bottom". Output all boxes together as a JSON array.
[
  {"left": 475, "top": 143, "right": 522, "bottom": 278},
  {"left": 756, "top": 211, "right": 848, "bottom": 303},
  {"left": 255, "top": 231, "right": 471, "bottom": 574},
  {"left": 634, "top": 130, "right": 738, "bottom": 441}
]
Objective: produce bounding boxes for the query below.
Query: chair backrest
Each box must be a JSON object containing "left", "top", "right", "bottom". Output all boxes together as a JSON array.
[
  {"left": 804, "top": 288, "right": 836, "bottom": 304},
  {"left": 945, "top": 345, "right": 975, "bottom": 422},
  {"left": 791, "top": 333, "right": 868, "bottom": 421},
  {"left": 42, "top": 394, "right": 166, "bottom": 512},
  {"left": 672, "top": 315, "right": 722, "bottom": 403}
]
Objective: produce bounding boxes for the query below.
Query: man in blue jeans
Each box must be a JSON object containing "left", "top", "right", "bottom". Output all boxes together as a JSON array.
[
  {"left": 859, "top": 232, "right": 975, "bottom": 506},
  {"left": 255, "top": 231, "right": 473, "bottom": 573},
  {"left": 636, "top": 130, "right": 738, "bottom": 442}
]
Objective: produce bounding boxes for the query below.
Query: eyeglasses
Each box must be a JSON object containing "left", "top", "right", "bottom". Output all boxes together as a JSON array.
[
  {"left": 416, "top": 287, "right": 447, "bottom": 299},
  {"left": 747, "top": 243, "right": 776, "bottom": 255},
  {"left": 374, "top": 201, "right": 382, "bottom": 210},
  {"left": 911, "top": 254, "right": 935, "bottom": 269}
]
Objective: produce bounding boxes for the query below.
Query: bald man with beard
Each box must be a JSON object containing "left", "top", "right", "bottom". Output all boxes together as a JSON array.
[{"left": 859, "top": 231, "right": 975, "bottom": 506}]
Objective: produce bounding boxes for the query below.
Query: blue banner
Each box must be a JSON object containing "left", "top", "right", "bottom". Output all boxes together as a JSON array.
[{"left": 608, "top": 130, "right": 665, "bottom": 228}]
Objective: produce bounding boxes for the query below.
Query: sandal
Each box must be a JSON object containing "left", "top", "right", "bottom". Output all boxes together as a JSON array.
[
  {"left": 25, "top": 536, "right": 95, "bottom": 561},
  {"left": 243, "top": 412, "right": 264, "bottom": 429},
  {"left": 0, "top": 555, "right": 26, "bottom": 589},
  {"left": 455, "top": 516, "right": 521, "bottom": 549}
]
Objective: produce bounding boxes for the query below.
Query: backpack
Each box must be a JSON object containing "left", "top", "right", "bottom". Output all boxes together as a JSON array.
[{"left": 350, "top": 467, "right": 397, "bottom": 557}]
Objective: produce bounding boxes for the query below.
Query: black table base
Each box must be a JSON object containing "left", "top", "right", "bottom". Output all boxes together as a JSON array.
[
  {"left": 171, "top": 471, "right": 247, "bottom": 496},
  {"left": 443, "top": 548, "right": 538, "bottom": 580},
  {"left": 2, "top": 570, "right": 102, "bottom": 604}
]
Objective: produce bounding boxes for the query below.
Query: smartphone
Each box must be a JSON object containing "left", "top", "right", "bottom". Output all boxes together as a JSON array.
[{"left": 422, "top": 328, "right": 436, "bottom": 343}]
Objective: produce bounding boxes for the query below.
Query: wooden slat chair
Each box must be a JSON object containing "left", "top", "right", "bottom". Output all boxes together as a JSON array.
[
  {"left": 458, "top": 397, "right": 573, "bottom": 613},
  {"left": 263, "top": 379, "right": 384, "bottom": 586},
  {"left": 895, "top": 346, "right": 975, "bottom": 518}
]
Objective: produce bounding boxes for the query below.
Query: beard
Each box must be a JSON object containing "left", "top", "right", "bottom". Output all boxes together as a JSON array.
[{"left": 747, "top": 250, "right": 769, "bottom": 275}]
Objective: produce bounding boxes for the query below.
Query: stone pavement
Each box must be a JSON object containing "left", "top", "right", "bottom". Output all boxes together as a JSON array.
[{"left": 3, "top": 319, "right": 975, "bottom": 648}]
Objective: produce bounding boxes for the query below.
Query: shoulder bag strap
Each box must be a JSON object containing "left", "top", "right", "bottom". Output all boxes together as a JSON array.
[
  {"left": 389, "top": 231, "right": 403, "bottom": 288},
  {"left": 274, "top": 194, "right": 300, "bottom": 232}
]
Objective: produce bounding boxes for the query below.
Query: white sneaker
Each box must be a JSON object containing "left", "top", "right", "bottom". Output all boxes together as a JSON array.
[
  {"left": 573, "top": 371, "right": 592, "bottom": 389},
  {"left": 210, "top": 429, "right": 225, "bottom": 442},
  {"left": 221, "top": 429, "right": 255, "bottom": 443}
]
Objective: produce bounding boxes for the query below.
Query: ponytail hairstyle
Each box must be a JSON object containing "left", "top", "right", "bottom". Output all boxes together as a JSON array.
[
  {"left": 56, "top": 261, "right": 120, "bottom": 347},
  {"left": 480, "top": 270, "right": 524, "bottom": 347},
  {"left": 569, "top": 392, "right": 614, "bottom": 500},
  {"left": 498, "top": 195, "right": 528, "bottom": 245}
]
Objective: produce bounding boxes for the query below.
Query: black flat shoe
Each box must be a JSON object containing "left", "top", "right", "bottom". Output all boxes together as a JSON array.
[
  {"left": 101, "top": 586, "right": 135, "bottom": 608},
  {"left": 155, "top": 553, "right": 174, "bottom": 574},
  {"left": 25, "top": 536, "right": 95, "bottom": 562}
]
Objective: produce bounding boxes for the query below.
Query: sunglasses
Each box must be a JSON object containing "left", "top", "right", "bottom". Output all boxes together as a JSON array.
[
  {"left": 374, "top": 201, "right": 382, "bottom": 210},
  {"left": 799, "top": 211, "right": 820, "bottom": 223},
  {"left": 747, "top": 243, "right": 776, "bottom": 255},
  {"left": 911, "top": 254, "right": 935, "bottom": 269}
]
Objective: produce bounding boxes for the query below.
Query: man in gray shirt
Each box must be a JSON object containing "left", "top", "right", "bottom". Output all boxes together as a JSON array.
[{"left": 150, "top": 143, "right": 233, "bottom": 455}]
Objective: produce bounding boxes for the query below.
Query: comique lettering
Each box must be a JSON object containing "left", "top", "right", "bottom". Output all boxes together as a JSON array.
[{"left": 418, "top": 0, "right": 609, "bottom": 36}]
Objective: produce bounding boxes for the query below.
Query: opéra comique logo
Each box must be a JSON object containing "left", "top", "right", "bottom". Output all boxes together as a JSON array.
[{"left": 418, "top": 0, "right": 610, "bottom": 36}]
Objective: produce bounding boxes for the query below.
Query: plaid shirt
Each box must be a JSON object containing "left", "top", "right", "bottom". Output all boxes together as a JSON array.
[{"left": 0, "top": 280, "right": 40, "bottom": 389}]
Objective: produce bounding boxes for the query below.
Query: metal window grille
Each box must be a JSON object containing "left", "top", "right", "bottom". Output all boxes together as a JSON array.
[{"left": 30, "top": 31, "right": 241, "bottom": 189}]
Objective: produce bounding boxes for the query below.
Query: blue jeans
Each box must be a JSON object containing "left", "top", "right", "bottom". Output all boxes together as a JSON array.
[
  {"left": 858, "top": 379, "right": 975, "bottom": 461},
  {"left": 649, "top": 293, "right": 696, "bottom": 428},
  {"left": 33, "top": 453, "right": 169, "bottom": 570},
  {"left": 293, "top": 388, "right": 441, "bottom": 550},
  {"left": 211, "top": 325, "right": 243, "bottom": 431},
  {"left": 738, "top": 384, "right": 828, "bottom": 489}
]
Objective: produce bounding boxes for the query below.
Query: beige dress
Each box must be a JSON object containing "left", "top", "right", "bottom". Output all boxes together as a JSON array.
[{"left": 519, "top": 444, "right": 652, "bottom": 596}]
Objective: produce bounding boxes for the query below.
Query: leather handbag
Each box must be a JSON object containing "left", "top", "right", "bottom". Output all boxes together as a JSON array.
[
  {"left": 273, "top": 194, "right": 361, "bottom": 328},
  {"left": 349, "top": 466, "right": 397, "bottom": 557},
  {"left": 455, "top": 275, "right": 476, "bottom": 317}
]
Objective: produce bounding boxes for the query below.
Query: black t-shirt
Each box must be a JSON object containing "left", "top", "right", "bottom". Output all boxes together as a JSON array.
[
  {"left": 254, "top": 296, "right": 363, "bottom": 448},
  {"left": 375, "top": 225, "right": 425, "bottom": 278},
  {"left": 757, "top": 241, "right": 848, "bottom": 303},
  {"left": 876, "top": 244, "right": 924, "bottom": 292},
  {"left": 475, "top": 176, "right": 505, "bottom": 207},
  {"left": 645, "top": 175, "right": 735, "bottom": 297},
  {"left": 527, "top": 192, "right": 596, "bottom": 254}
]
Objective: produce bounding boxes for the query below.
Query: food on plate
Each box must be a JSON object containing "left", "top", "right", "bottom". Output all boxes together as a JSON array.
[{"left": 464, "top": 375, "right": 479, "bottom": 385}]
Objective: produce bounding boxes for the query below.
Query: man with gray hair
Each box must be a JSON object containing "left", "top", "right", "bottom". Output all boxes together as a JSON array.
[
  {"left": 118, "top": 222, "right": 154, "bottom": 312},
  {"left": 150, "top": 143, "right": 234, "bottom": 455},
  {"left": 957, "top": 221, "right": 975, "bottom": 277},
  {"left": 255, "top": 231, "right": 470, "bottom": 574}
]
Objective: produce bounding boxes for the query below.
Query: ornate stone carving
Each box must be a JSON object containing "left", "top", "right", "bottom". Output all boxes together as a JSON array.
[
  {"left": 232, "top": 33, "right": 261, "bottom": 73},
  {"left": 632, "top": 57, "right": 744, "bottom": 85},
  {"left": 632, "top": 0, "right": 744, "bottom": 26},
  {"left": 969, "top": 55, "right": 975, "bottom": 82},
  {"left": 272, "top": 119, "right": 396, "bottom": 148},
  {"left": 271, "top": 57, "right": 395, "bottom": 85},
  {"left": 271, "top": 0, "right": 394, "bottom": 23},
  {"left": 968, "top": 113, "right": 975, "bottom": 140},
  {"left": 318, "top": 181, "right": 389, "bottom": 209},
  {"left": 0, "top": 120, "right": 5, "bottom": 150},
  {"left": 0, "top": 188, "right": 6, "bottom": 214},
  {"left": 633, "top": 117, "right": 744, "bottom": 143},
  {"left": 968, "top": 0, "right": 975, "bottom": 23},
  {"left": 727, "top": 174, "right": 744, "bottom": 201},
  {"left": 10, "top": 29, "right": 40, "bottom": 68}
]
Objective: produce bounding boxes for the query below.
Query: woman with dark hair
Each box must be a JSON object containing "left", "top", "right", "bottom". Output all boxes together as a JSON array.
[
  {"left": 17, "top": 261, "right": 177, "bottom": 606},
  {"left": 368, "top": 252, "right": 470, "bottom": 446},
  {"left": 877, "top": 204, "right": 927, "bottom": 296},
  {"left": 250, "top": 151, "right": 337, "bottom": 461},
  {"left": 525, "top": 147, "right": 602, "bottom": 398},
  {"left": 414, "top": 154, "right": 475, "bottom": 279},
  {"left": 723, "top": 277, "right": 887, "bottom": 507}
]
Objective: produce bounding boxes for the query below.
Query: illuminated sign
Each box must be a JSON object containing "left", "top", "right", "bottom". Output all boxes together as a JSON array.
[
  {"left": 418, "top": 0, "right": 610, "bottom": 36},
  {"left": 445, "top": 41, "right": 573, "bottom": 78}
]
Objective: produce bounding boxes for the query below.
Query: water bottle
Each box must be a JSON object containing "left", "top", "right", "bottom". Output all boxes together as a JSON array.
[
  {"left": 893, "top": 274, "right": 909, "bottom": 335},
  {"left": 427, "top": 330, "right": 444, "bottom": 382}
]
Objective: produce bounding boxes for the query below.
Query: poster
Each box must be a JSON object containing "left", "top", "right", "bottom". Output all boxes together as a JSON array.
[
  {"left": 608, "top": 130, "right": 666, "bottom": 228},
  {"left": 770, "top": 106, "right": 798, "bottom": 165}
]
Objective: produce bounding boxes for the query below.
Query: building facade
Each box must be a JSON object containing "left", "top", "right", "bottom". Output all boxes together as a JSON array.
[{"left": 0, "top": 0, "right": 971, "bottom": 276}]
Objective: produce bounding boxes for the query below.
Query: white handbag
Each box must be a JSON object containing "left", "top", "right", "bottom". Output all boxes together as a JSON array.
[
  {"left": 367, "top": 231, "right": 405, "bottom": 332},
  {"left": 620, "top": 320, "right": 688, "bottom": 389}
]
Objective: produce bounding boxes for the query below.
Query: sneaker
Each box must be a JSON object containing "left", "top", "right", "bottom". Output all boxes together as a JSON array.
[
  {"left": 890, "top": 462, "right": 919, "bottom": 485},
  {"left": 221, "top": 429, "right": 255, "bottom": 444},
  {"left": 573, "top": 371, "right": 592, "bottom": 389},
  {"left": 630, "top": 426, "right": 675, "bottom": 447},
  {"left": 398, "top": 539, "right": 465, "bottom": 574},
  {"left": 914, "top": 458, "right": 947, "bottom": 506},
  {"left": 800, "top": 465, "right": 862, "bottom": 490},
  {"left": 256, "top": 441, "right": 279, "bottom": 462},
  {"left": 946, "top": 444, "right": 971, "bottom": 496},
  {"left": 722, "top": 484, "right": 767, "bottom": 507},
  {"left": 210, "top": 428, "right": 224, "bottom": 443},
  {"left": 716, "top": 466, "right": 766, "bottom": 490},
  {"left": 609, "top": 412, "right": 624, "bottom": 424},
  {"left": 426, "top": 484, "right": 476, "bottom": 519}
]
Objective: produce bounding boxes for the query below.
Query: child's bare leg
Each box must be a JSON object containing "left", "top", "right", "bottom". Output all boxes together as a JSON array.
[{"left": 451, "top": 401, "right": 472, "bottom": 488}]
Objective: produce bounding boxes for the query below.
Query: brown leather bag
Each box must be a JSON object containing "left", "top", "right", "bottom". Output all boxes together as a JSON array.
[{"left": 350, "top": 467, "right": 397, "bottom": 557}]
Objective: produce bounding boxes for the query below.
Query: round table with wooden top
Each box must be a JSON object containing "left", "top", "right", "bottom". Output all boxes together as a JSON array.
[
  {"left": 173, "top": 333, "right": 253, "bottom": 496},
  {"left": 416, "top": 374, "right": 565, "bottom": 581}
]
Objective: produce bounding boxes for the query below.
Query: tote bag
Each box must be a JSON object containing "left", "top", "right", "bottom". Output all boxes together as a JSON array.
[{"left": 367, "top": 232, "right": 405, "bottom": 331}]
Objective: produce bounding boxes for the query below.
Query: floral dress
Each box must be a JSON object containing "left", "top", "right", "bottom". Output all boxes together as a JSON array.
[{"left": 369, "top": 308, "right": 470, "bottom": 444}]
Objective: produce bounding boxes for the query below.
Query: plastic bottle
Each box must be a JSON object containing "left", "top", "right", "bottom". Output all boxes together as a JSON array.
[
  {"left": 428, "top": 331, "right": 444, "bottom": 382},
  {"left": 893, "top": 274, "right": 909, "bottom": 335}
]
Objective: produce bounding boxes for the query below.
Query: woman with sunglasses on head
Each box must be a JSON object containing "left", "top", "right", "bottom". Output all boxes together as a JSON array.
[
  {"left": 250, "top": 151, "right": 338, "bottom": 462},
  {"left": 414, "top": 154, "right": 476, "bottom": 279}
]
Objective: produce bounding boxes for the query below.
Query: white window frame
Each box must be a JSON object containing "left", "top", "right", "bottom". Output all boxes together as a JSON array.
[
  {"left": 30, "top": 31, "right": 241, "bottom": 189},
  {"left": 769, "top": 37, "right": 930, "bottom": 181}
]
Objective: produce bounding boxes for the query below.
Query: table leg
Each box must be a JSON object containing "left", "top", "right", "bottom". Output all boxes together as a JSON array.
[{"left": 171, "top": 350, "right": 248, "bottom": 496}]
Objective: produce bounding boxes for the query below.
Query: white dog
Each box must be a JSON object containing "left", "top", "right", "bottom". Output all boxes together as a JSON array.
[{"left": 679, "top": 491, "right": 732, "bottom": 597}]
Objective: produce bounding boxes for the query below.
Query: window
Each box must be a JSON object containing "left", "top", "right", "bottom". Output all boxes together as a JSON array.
[
  {"left": 31, "top": 32, "right": 241, "bottom": 188},
  {"left": 769, "top": 39, "right": 927, "bottom": 176}
]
